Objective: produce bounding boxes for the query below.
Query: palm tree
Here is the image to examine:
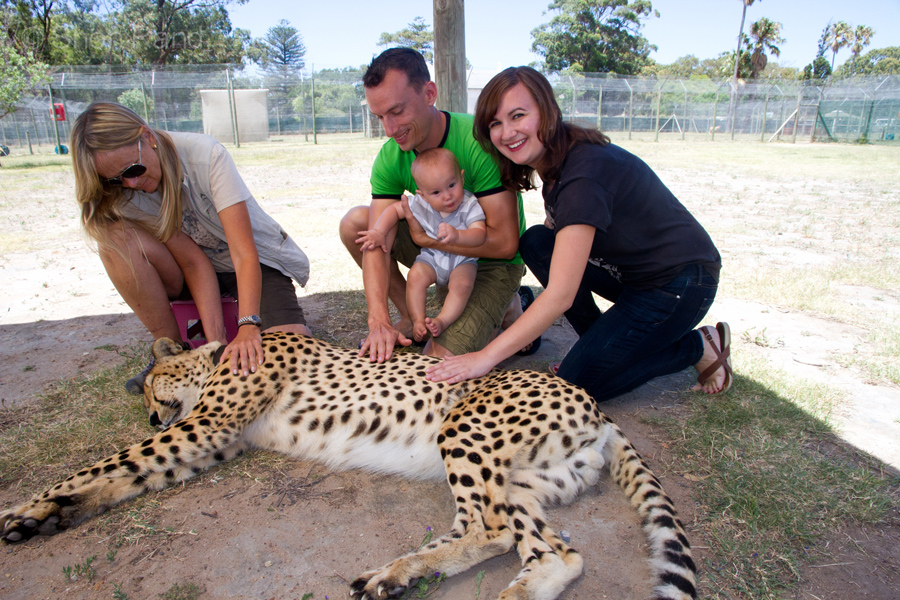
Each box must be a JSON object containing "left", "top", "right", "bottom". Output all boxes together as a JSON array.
[
  {"left": 850, "top": 25, "right": 875, "bottom": 59},
  {"left": 826, "top": 21, "right": 852, "bottom": 71},
  {"left": 732, "top": 0, "right": 760, "bottom": 85},
  {"left": 748, "top": 17, "right": 784, "bottom": 78}
]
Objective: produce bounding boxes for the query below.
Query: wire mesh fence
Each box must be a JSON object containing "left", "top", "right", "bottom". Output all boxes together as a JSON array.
[
  {"left": 1, "top": 65, "right": 898, "bottom": 155},
  {"left": 545, "top": 72, "right": 900, "bottom": 144}
]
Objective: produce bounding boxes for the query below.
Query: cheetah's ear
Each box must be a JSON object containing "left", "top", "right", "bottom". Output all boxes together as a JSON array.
[{"left": 152, "top": 337, "right": 187, "bottom": 359}]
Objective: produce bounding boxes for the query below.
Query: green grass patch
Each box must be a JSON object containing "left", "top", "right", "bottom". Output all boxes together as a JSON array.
[
  {"left": 664, "top": 353, "right": 898, "bottom": 598},
  {"left": 0, "top": 348, "right": 153, "bottom": 494}
]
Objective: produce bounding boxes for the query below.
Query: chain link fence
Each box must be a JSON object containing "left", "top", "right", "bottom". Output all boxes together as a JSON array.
[
  {"left": 541, "top": 72, "right": 900, "bottom": 144},
  {"left": 2, "top": 65, "right": 898, "bottom": 155}
]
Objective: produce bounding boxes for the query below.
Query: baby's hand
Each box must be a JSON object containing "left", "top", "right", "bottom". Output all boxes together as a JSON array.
[
  {"left": 356, "top": 230, "right": 388, "bottom": 253},
  {"left": 436, "top": 223, "right": 459, "bottom": 244}
]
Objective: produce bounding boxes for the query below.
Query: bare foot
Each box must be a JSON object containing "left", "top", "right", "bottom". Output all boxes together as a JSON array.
[
  {"left": 691, "top": 323, "right": 733, "bottom": 394},
  {"left": 392, "top": 318, "right": 416, "bottom": 340},
  {"left": 412, "top": 320, "right": 429, "bottom": 342},
  {"left": 425, "top": 317, "right": 446, "bottom": 338}
]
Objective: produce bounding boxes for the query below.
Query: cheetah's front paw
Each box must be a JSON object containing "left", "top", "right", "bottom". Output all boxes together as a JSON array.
[{"left": 1, "top": 495, "right": 80, "bottom": 543}]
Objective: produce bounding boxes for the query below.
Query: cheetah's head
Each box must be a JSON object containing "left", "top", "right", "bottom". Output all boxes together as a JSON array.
[{"left": 143, "top": 338, "right": 220, "bottom": 428}]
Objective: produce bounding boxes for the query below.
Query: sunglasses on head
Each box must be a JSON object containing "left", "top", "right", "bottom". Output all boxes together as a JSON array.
[{"left": 101, "top": 139, "right": 147, "bottom": 186}]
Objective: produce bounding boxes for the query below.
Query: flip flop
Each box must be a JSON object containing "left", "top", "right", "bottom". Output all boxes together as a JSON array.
[
  {"left": 515, "top": 286, "right": 542, "bottom": 356},
  {"left": 696, "top": 322, "right": 733, "bottom": 393},
  {"left": 548, "top": 361, "right": 560, "bottom": 376}
]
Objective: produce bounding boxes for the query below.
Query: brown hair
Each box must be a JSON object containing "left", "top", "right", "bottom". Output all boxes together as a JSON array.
[
  {"left": 473, "top": 66, "right": 610, "bottom": 192},
  {"left": 70, "top": 102, "right": 184, "bottom": 250},
  {"left": 410, "top": 147, "right": 462, "bottom": 188},
  {"left": 363, "top": 47, "right": 431, "bottom": 91}
]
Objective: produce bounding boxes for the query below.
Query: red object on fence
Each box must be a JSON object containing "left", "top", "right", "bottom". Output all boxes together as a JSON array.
[{"left": 51, "top": 103, "right": 66, "bottom": 121}]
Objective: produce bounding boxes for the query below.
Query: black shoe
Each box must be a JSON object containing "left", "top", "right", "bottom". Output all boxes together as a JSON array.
[
  {"left": 125, "top": 359, "right": 156, "bottom": 396},
  {"left": 515, "top": 286, "right": 542, "bottom": 356}
]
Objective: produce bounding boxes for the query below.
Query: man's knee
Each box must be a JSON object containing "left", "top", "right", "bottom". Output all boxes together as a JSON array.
[{"left": 339, "top": 205, "right": 370, "bottom": 245}]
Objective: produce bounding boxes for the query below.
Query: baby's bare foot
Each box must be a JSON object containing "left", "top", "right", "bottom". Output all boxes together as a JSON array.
[
  {"left": 412, "top": 320, "right": 429, "bottom": 342},
  {"left": 425, "top": 317, "right": 447, "bottom": 338}
]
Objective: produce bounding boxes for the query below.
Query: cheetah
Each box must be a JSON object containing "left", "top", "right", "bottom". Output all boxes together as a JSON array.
[{"left": 1, "top": 333, "right": 696, "bottom": 600}]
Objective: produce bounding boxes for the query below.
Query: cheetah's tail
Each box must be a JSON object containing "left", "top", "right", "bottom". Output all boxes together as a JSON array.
[{"left": 602, "top": 422, "right": 698, "bottom": 600}]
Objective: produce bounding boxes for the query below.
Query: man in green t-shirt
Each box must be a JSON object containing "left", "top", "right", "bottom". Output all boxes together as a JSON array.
[{"left": 339, "top": 48, "right": 532, "bottom": 363}]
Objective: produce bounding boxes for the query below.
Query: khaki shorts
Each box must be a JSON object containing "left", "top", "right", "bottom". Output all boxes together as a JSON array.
[
  {"left": 392, "top": 221, "right": 524, "bottom": 355},
  {"left": 178, "top": 264, "right": 306, "bottom": 329}
]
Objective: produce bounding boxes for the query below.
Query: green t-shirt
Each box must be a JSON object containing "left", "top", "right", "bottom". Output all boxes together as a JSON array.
[{"left": 370, "top": 111, "right": 525, "bottom": 264}]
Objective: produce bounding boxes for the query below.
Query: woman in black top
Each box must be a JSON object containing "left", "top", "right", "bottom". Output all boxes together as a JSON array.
[{"left": 426, "top": 66, "right": 732, "bottom": 401}]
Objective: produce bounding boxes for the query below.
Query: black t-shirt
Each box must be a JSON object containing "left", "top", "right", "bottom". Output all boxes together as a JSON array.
[{"left": 543, "top": 142, "right": 721, "bottom": 289}]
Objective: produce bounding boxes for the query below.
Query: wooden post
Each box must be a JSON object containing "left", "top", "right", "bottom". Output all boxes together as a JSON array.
[
  {"left": 433, "top": 0, "right": 467, "bottom": 113},
  {"left": 311, "top": 65, "right": 317, "bottom": 144},
  {"left": 596, "top": 85, "right": 602, "bottom": 131},
  {"left": 711, "top": 87, "right": 720, "bottom": 141},
  {"left": 791, "top": 91, "right": 802, "bottom": 144},
  {"left": 654, "top": 85, "right": 662, "bottom": 142},
  {"left": 47, "top": 86, "right": 62, "bottom": 152}
]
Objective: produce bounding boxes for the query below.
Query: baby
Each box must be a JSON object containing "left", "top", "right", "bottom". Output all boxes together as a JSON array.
[{"left": 357, "top": 148, "right": 486, "bottom": 342}]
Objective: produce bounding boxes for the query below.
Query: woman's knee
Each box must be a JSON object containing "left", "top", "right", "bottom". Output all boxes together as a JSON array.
[{"left": 520, "top": 224, "right": 555, "bottom": 280}]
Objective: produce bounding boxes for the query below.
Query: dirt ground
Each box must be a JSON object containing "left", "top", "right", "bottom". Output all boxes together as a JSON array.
[{"left": 1, "top": 141, "right": 899, "bottom": 600}]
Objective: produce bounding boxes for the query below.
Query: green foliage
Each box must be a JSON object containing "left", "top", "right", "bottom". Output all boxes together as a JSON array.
[
  {"left": 159, "top": 582, "right": 204, "bottom": 600},
  {"left": 0, "top": 44, "right": 50, "bottom": 120},
  {"left": 531, "top": 0, "right": 658, "bottom": 74},
  {"left": 834, "top": 46, "right": 900, "bottom": 77},
  {"left": 257, "top": 19, "right": 306, "bottom": 109},
  {"left": 113, "top": 583, "right": 130, "bottom": 600},
  {"left": 62, "top": 554, "right": 97, "bottom": 582},
  {"left": 292, "top": 67, "right": 365, "bottom": 118},
  {"left": 116, "top": 88, "right": 155, "bottom": 119},
  {"left": 3, "top": 0, "right": 252, "bottom": 66},
  {"left": 826, "top": 20, "right": 853, "bottom": 71},
  {"left": 802, "top": 25, "right": 833, "bottom": 81},
  {"left": 747, "top": 17, "right": 784, "bottom": 78},
  {"left": 378, "top": 16, "right": 433, "bottom": 61}
]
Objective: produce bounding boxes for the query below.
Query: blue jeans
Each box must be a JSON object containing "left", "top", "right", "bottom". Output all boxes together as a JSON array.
[{"left": 520, "top": 224, "right": 717, "bottom": 402}]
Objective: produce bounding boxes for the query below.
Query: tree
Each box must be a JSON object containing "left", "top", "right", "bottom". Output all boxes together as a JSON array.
[
  {"left": 731, "top": 0, "right": 759, "bottom": 85},
  {"left": 377, "top": 16, "right": 433, "bottom": 61},
  {"left": 802, "top": 25, "right": 832, "bottom": 81},
  {"left": 826, "top": 20, "right": 852, "bottom": 71},
  {"left": 850, "top": 25, "right": 874, "bottom": 60},
  {"left": 2, "top": 0, "right": 63, "bottom": 62},
  {"left": 0, "top": 42, "right": 50, "bottom": 120},
  {"left": 258, "top": 19, "right": 306, "bottom": 70},
  {"left": 296, "top": 67, "right": 365, "bottom": 118},
  {"left": 646, "top": 54, "right": 699, "bottom": 78},
  {"left": 834, "top": 46, "right": 900, "bottom": 76},
  {"left": 3, "top": 0, "right": 252, "bottom": 66},
  {"left": 257, "top": 19, "right": 306, "bottom": 113},
  {"left": 747, "top": 17, "right": 783, "bottom": 78},
  {"left": 842, "top": 24, "right": 876, "bottom": 75},
  {"left": 530, "top": 0, "right": 658, "bottom": 74},
  {"left": 117, "top": 87, "right": 155, "bottom": 118}
]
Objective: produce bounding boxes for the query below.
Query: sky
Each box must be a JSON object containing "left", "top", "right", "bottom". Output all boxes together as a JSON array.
[{"left": 228, "top": 0, "right": 900, "bottom": 73}]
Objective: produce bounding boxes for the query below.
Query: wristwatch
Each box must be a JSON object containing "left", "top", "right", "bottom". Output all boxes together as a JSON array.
[{"left": 237, "top": 314, "right": 262, "bottom": 328}]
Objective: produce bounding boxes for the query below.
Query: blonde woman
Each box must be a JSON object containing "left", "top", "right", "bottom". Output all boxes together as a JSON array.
[{"left": 71, "top": 102, "right": 310, "bottom": 394}]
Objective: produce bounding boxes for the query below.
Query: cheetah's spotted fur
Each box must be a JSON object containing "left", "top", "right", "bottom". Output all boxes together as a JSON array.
[{"left": 1, "top": 333, "right": 697, "bottom": 600}]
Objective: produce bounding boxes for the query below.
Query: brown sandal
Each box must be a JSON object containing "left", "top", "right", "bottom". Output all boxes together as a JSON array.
[{"left": 696, "top": 322, "right": 733, "bottom": 393}]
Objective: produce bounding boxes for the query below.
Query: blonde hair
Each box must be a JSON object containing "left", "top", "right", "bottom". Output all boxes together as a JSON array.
[
  {"left": 410, "top": 147, "right": 461, "bottom": 188},
  {"left": 71, "top": 102, "right": 184, "bottom": 249}
]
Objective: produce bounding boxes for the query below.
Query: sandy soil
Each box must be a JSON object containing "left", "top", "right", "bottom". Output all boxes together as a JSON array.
[{"left": 1, "top": 141, "right": 899, "bottom": 600}]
